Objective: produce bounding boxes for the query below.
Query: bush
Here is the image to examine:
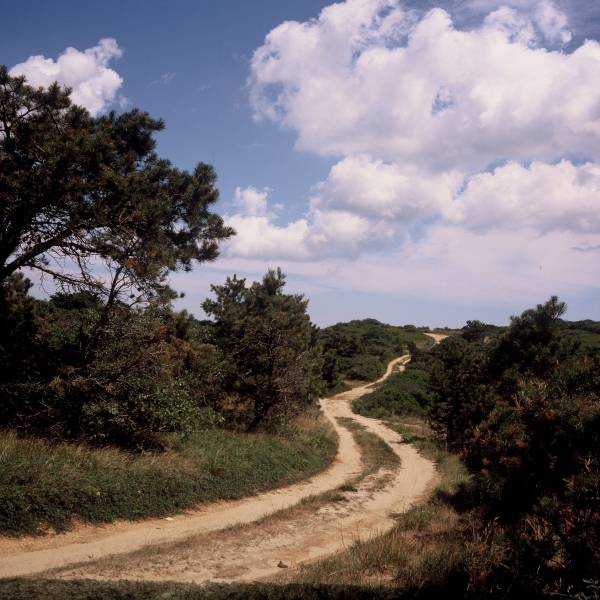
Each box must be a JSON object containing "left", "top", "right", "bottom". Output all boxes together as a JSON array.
[{"left": 427, "top": 298, "right": 600, "bottom": 595}]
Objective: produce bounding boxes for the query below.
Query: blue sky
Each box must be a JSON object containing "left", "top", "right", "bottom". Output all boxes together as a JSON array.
[{"left": 3, "top": 0, "right": 600, "bottom": 326}]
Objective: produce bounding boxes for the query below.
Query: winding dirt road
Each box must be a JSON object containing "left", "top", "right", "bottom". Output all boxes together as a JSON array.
[{"left": 0, "top": 335, "right": 443, "bottom": 583}]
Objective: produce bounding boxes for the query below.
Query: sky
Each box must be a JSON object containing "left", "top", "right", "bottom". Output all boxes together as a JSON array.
[{"left": 3, "top": 0, "right": 600, "bottom": 327}]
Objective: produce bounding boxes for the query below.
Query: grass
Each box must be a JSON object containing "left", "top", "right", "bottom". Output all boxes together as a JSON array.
[
  {"left": 40, "top": 414, "right": 402, "bottom": 581},
  {"left": 0, "top": 412, "right": 336, "bottom": 536},
  {"left": 335, "top": 417, "right": 399, "bottom": 475},
  {"left": 0, "top": 579, "right": 405, "bottom": 600},
  {"left": 279, "top": 416, "right": 476, "bottom": 592}
]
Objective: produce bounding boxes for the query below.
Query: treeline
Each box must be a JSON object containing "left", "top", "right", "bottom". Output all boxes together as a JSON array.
[
  {"left": 366, "top": 298, "right": 599, "bottom": 597},
  {"left": 0, "top": 68, "right": 332, "bottom": 451},
  {"left": 0, "top": 269, "right": 325, "bottom": 449}
]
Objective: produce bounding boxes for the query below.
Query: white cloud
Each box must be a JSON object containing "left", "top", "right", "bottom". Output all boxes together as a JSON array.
[
  {"left": 311, "top": 154, "right": 461, "bottom": 220},
  {"left": 224, "top": 213, "right": 311, "bottom": 260},
  {"left": 220, "top": 0, "right": 600, "bottom": 318},
  {"left": 534, "top": 0, "right": 572, "bottom": 45},
  {"left": 204, "top": 224, "right": 600, "bottom": 312},
  {"left": 226, "top": 158, "right": 600, "bottom": 261},
  {"left": 449, "top": 160, "right": 600, "bottom": 233},
  {"left": 466, "top": 0, "right": 571, "bottom": 45},
  {"left": 10, "top": 38, "right": 123, "bottom": 115},
  {"left": 234, "top": 186, "right": 269, "bottom": 216},
  {"left": 322, "top": 224, "right": 600, "bottom": 305},
  {"left": 224, "top": 182, "right": 397, "bottom": 260},
  {"left": 249, "top": 2, "right": 596, "bottom": 171}
]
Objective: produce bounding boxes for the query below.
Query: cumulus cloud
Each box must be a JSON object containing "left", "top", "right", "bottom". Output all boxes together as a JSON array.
[
  {"left": 249, "top": 1, "right": 597, "bottom": 171},
  {"left": 224, "top": 183, "right": 397, "bottom": 260},
  {"left": 449, "top": 160, "right": 600, "bottom": 233},
  {"left": 226, "top": 158, "right": 600, "bottom": 261},
  {"left": 311, "top": 154, "right": 461, "bottom": 220},
  {"left": 234, "top": 186, "right": 269, "bottom": 216},
  {"left": 220, "top": 0, "right": 600, "bottom": 320},
  {"left": 10, "top": 38, "right": 123, "bottom": 115},
  {"left": 468, "top": 0, "right": 571, "bottom": 45},
  {"left": 224, "top": 213, "right": 311, "bottom": 260}
]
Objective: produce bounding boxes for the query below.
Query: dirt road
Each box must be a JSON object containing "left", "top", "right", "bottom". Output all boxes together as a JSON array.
[{"left": 0, "top": 343, "right": 440, "bottom": 582}]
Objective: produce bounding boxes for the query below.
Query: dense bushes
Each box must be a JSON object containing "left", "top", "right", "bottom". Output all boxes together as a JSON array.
[
  {"left": 428, "top": 297, "right": 600, "bottom": 596},
  {"left": 0, "top": 269, "right": 323, "bottom": 448},
  {"left": 203, "top": 269, "right": 324, "bottom": 431},
  {"left": 353, "top": 348, "right": 434, "bottom": 419},
  {"left": 0, "top": 276, "right": 218, "bottom": 448},
  {"left": 318, "top": 318, "right": 431, "bottom": 388}
]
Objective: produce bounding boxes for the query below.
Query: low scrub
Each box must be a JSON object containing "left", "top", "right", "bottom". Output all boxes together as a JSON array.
[
  {"left": 318, "top": 319, "right": 432, "bottom": 386},
  {"left": 353, "top": 368, "right": 432, "bottom": 419},
  {"left": 0, "top": 414, "right": 336, "bottom": 536}
]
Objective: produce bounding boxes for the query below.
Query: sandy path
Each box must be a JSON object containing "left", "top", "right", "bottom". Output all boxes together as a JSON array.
[{"left": 0, "top": 342, "right": 441, "bottom": 581}]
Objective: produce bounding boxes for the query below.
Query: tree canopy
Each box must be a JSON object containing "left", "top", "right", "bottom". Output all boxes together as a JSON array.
[
  {"left": 0, "top": 66, "right": 233, "bottom": 305},
  {"left": 203, "top": 268, "right": 323, "bottom": 430}
]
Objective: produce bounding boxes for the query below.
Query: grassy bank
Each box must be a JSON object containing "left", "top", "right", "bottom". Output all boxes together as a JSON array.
[{"left": 0, "top": 413, "right": 336, "bottom": 536}]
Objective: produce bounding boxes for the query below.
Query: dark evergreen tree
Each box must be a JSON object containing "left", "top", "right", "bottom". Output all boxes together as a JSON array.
[
  {"left": 0, "top": 66, "right": 233, "bottom": 311},
  {"left": 203, "top": 269, "right": 323, "bottom": 430}
]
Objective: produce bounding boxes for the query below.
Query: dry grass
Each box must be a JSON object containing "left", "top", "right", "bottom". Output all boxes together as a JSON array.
[{"left": 281, "top": 417, "right": 474, "bottom": 591}]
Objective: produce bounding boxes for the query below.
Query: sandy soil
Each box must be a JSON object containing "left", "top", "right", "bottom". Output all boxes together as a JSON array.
[{"left": 0, "top": 341, "right": 442, "bottom": 582}]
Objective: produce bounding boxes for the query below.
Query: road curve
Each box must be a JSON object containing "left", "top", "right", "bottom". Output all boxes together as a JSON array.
[{"left": 0, "top": 346, "right": 439, "bottom": 581}]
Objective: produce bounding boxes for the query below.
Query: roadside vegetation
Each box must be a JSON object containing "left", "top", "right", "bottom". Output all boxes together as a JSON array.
[
  {"left": 425, "top": 297, "right": 600, "bottom": 597},
  {"left": 272, "top": 414, "right": 468, "bottom": 589},
  {"left": 1, "top": 67, "right": 598, "bottom": 600},
  {"left": 352, "top": 343, "right": 433, "bottom": 419},
  {"left": 318, "top": 319, "right": 432, "bottom": 392},
  {"left": 306, "top": 301, "right": 600, "bottom": 598},
  {"left": 0, "top": 580, "right": 402, "bottom": 600},
  {"left": 0, "top": 414, "right": 335, "bottom": 536},
  {"left": 0, "top": 69, "right": 334, "bottom": 537}
]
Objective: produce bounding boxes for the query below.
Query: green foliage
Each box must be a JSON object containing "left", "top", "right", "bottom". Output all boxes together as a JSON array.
[
  {"left": 0, "top": 66, "right": 233, "bottom": 302},
  {"left": 318, "top": 318, "right": 431, "bottom": 386},
  {"left": 354, "top": 368, "right": 432, "bottom": 418},
  {"left": 354, "top": 342, "right": 438, "bottom": 419},
  {"left": 558, "top": 319, "right": 600, "bottom": 354},
  {"left": 203, "top": 269, "right": 323, "bottom": 431},
  {"left": 0, "top": 420, "right": 336, "bottom": 535},
  {"left": 0, "top": 283, "right": 223, "bottom": 448},
  {"left": 427, "top": 297, "right": 600, "bottom": 595},
  {"left": 461, "top": 320, "right": 505, "bottom": 342}
]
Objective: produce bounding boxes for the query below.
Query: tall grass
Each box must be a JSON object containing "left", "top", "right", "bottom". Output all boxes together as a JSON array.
[{"left": 0, "top": 414, "right": 336, "bottom": 536}]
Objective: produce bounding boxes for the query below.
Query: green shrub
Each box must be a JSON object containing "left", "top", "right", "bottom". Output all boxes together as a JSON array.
[{"left": 354, "top": 368, "right": 432, "bottom": 418}]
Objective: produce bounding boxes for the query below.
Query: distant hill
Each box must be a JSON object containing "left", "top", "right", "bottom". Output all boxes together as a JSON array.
[
  {"left": 318, "top": 318, "right": 433, "bottom": 386},
  {"left": 558, "top": 318, "right": 600, "bottom": 353}
]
